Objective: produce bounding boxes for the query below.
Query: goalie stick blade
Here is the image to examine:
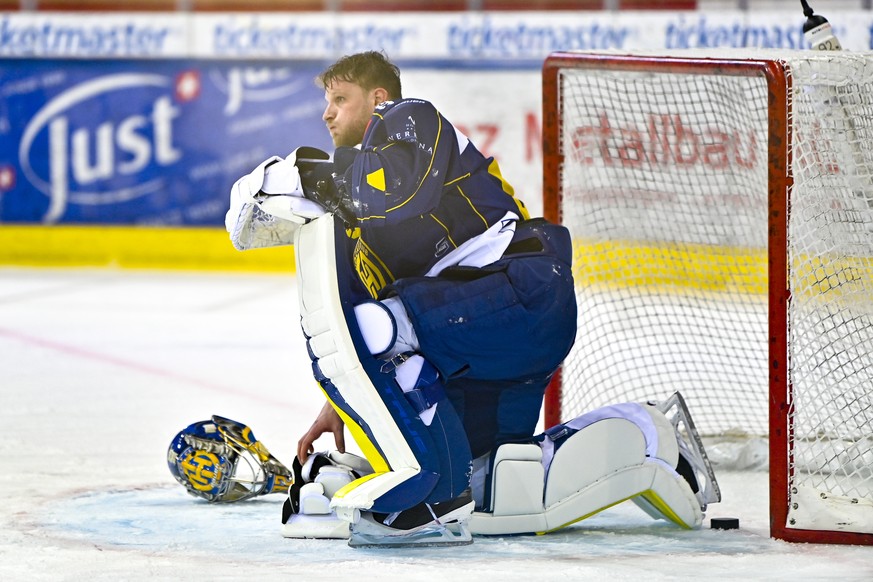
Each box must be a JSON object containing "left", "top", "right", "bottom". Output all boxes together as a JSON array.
[
  {"left": 653, "top": 392, "right": 722, "bottom": 508},
  {"left": 348, "top": 520, "right": 473, "bottom": 549}
]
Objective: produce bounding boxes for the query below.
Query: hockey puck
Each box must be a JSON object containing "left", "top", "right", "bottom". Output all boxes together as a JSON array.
[{"left": 710, "top": 517, "right": 740, "bottom": 530}]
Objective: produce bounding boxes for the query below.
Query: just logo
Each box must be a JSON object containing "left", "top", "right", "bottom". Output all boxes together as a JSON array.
[
  {"left": 221, "top": 66, "right": 304, "bottom": 116},
  {"left": 19, "top": 73, "right": 184, "bottom": 222}
]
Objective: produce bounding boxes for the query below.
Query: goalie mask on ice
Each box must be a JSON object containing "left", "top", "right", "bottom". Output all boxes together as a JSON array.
[{"left": 167, "top": 415, "right": 293, "bottom": 503}]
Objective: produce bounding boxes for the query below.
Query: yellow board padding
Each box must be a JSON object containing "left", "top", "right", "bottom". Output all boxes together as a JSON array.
[
  {"left": 0, "top": 225, "right": 296, "bottom": 272},
  {"left": 792, "top": 252, "right": 873, "bottom": 301},
  {"left": 575, "top": 237, "right": 873, "bottom": 300},
  {"left": 573, "top": 238, "right": 767, "bottom": 296}
]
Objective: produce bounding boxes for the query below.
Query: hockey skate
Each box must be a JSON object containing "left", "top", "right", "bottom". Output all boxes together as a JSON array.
[
  {"left": 348, "top": 489, "right": 475, "bottom": 548},
  {"left": 652, "top": 392, "right": 721, "bottom": 511}
]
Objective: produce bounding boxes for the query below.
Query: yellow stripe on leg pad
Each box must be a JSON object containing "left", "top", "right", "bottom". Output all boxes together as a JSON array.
[
  {"left": 639, "top": 489, "right": 694, "bottom": 529},
  {"left": 334, "top": 471, "right": 385, "bottom": 500},
  {"left": 319, "top": 388, "right": 395, "bottom": 501},
  {"left": 322, "top": 400, "right": 391, "bottom": 499},
  {"left": 537, "top": 489, "right": 693, "bottom": 535},
  {"left": 321, "top": 385, "right": 390, "bottom": 476},
  {"left": 539, "top": 494, "right": 637, "bottom": 534}
]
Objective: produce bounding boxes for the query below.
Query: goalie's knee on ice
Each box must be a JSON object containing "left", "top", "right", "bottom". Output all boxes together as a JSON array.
[{"left": 469, "top": 402, "right": 704, "bottom": 535}]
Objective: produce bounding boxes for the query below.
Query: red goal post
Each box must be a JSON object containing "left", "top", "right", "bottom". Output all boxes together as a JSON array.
[{"left": 542, "top": 49, "right": 873, "bottom": 545}]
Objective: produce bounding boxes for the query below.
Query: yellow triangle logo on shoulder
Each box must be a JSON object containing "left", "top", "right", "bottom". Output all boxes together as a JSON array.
[{"left": 366, "top": 168, "right": 386, "bottom": 192}]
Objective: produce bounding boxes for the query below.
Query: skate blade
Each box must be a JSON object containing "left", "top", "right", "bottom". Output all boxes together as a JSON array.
[
  {"left": 654, "top": 391, "right": 722, "bottom": 507},
  {"left": 348, "top": 521, "right": 473, "bottom": 549}
]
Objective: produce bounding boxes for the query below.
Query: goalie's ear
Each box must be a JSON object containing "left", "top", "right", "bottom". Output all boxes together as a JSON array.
[{"left": 372, "top": 86, "right": 389, "bottom": 107}]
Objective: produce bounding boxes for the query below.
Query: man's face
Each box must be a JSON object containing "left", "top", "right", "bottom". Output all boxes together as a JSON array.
[{"left": 322, "top": 80, "right": 380, "bottom": 148}]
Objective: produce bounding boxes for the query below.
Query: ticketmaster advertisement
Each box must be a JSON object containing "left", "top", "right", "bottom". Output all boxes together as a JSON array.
[{"left": 2, "top": 10, "right": 873, "bottom": 225}]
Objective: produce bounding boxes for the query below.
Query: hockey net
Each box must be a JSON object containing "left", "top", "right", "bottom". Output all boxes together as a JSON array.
[{"left": 542, "top": 49, "right": 873, "bottom": 545}]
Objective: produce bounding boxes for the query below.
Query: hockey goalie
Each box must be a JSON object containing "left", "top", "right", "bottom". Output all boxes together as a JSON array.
[{"left": 177, "top": 51, "right": 721, "bottom": 547}]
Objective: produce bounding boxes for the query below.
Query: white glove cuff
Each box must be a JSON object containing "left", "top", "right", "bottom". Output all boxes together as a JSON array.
[
  {"left": 261, "top": 157, "right": 304, "bottom": 196},
  {"left": 238, "top": 155, "right": 282, "bottom": 202}
]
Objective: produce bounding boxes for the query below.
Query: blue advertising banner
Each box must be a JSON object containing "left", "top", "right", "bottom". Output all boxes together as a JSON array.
[{"left": 0, "top": 59, "right": 333, "bottom": 225}]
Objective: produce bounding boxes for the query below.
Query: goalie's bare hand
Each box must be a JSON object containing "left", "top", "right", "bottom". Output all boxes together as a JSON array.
[{"left": 297, "top": 400, "right": 345, "bottom": 463}]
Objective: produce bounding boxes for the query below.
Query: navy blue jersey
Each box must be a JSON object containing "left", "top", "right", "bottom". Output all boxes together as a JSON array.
[
  {"left": 322, "top": 98, "right": 576, "bottom": 458},
  {"left": 342, "top": 98, "right": 529, "bottom": 297}
]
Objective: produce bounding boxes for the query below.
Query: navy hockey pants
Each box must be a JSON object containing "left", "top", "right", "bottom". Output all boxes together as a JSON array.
[{"left": 384, "top": 225, "right": 577, "bottom": 458}]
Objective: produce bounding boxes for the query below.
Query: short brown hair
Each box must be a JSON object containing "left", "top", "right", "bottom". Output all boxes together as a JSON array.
[{"left": 317, "top": 51, "right": 402, "bottom": 100}]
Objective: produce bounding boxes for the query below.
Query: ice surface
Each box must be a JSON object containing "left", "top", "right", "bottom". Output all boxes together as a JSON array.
[{"left": 1, "top": 268, "right": 871, "bottom": 580}]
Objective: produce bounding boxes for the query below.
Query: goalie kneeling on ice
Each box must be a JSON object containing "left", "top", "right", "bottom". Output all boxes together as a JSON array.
[{"left": 283, "top": 394, "right": 720, "bottom": 538}]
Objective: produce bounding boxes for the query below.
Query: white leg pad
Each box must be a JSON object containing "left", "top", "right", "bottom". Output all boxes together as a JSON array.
[
  {"left": 299, "top": 482, "right": 332, "bottom": 515},
  {"left": 295, "top": 215, "right": 425, "bottom": 519},
  {"left": 544, "top": 418, "right": 647, "bottom": 507},
  {"left": 469, "top": 405, "right": 703, "bottom": 536},
  {"left": 490, "top": 444, "right": 545, "bottom": 518}
]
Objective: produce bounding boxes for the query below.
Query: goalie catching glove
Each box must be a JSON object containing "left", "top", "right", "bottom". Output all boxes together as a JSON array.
[
  {"left": 225, "top": 146, "right": 362, "bottom": 249},
  {"left": 225, "top": 147, "right": 329, "bottom": 250}
]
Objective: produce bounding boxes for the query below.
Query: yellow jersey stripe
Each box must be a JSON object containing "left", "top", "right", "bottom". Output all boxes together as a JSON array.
[
  {"left": 455, "top": 184, "right": 489, "bottom": 229},
  {"left": 429, "top": 214, "right": 458, "bottom": 248}
]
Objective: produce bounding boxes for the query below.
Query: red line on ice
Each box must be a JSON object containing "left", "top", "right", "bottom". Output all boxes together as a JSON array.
[{"left": 0, "top": 326, "right": 292, "bottom": 409}]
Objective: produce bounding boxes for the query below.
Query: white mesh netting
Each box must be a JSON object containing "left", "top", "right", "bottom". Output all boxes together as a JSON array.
[
  {"left": 551, "top": 50, "right": 873, "bottom": 535},
  {"left": 786, "top": 53, "right": 873, "bottom": 533}
]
